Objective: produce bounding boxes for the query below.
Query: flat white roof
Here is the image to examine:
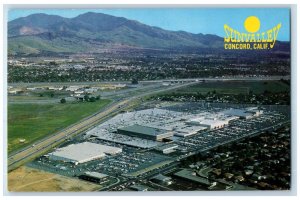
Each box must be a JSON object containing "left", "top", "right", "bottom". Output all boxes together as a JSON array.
[
  {"left": 222, "top": 108, "right": 253, "bottom": 117},
  {"left": 200, "top": 119, "right": 228, "bottom": 126},
  {"left": 175, "top": 126, "right": 207, "bottom": 136},
  {"left": 49, "top": 142, "right": 122, "bottom": 163},
  {"left": 93, "top": 131, "right": 160, "bottom": 148},
  {"left": 84, "top": 171, "right": 108, "bottom": 179},
  {"left": 155, "top": 144, "right": 178, "bottom": 151}
]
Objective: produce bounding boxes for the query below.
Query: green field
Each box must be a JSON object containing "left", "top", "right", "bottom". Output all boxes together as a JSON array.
[
  {"left": 173, "top": 80, "right": 290, "bottom": 95},
  {"left": 8, "top": 95, "right": 49, "bottom": 101},
  {"left": 8, "top": 99, "right": 111, "bottom": 153}
]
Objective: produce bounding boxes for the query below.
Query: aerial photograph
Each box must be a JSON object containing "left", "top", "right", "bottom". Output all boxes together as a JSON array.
[{"left": 6, "top": 7, "right": 291, "bottom": 193}]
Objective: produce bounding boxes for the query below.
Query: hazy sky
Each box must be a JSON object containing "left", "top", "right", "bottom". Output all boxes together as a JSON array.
[{"left": 8, "top": 8, "right": 290, "bottom": 41}]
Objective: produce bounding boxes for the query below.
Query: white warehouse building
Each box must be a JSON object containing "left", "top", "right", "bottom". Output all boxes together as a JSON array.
[
  {"left": 186, "top": 118, "right": 228, "bottom": 130},
  {"left": 48, "top": 142, "right": 122, "bottom": 165},
  {"left": 198, "top": 119, "right": 229, "bottom": 130}
]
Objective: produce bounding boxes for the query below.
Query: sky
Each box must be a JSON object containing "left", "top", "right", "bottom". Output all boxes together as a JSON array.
[{"left": 8, "top": 8, "right": 290, "bottom": 41}]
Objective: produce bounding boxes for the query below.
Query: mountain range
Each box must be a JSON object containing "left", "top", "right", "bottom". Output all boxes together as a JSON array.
[{"left": 7, "top": 12, "right": 288, "bottom": 55}]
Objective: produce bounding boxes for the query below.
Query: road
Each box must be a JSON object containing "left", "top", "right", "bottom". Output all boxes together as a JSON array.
[
  {"left": 8, "top": 75, "right": 290, "bottom": 87},
  {"left": 8, "top": 81, "right": 198, "bottom": 171},
  {"left": 140, "top": 75, "right": 290, "bottom": 83},
  {"left": 8, "top": 76, "right": 289, "bottom": 171},
  {"left": 106, "top": 120, "right": 290, "bottom": 192}
]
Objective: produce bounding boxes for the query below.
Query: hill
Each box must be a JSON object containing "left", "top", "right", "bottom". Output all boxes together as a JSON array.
[
  {"left": 8, "top": 12, "right": 290, "bottom": 55},
  {"left": 8, "top": 12, "right": 225, "bottom": 54}
]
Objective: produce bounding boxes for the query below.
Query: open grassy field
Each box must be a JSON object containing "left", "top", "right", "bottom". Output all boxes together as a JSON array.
[
  {"left": 8, "top": 95, "right": 49, "bottom": 101},
  {"left": 173, "top": 80, "right": 290, "bottom": 95},
  {"left": 8, "top": 166, "right": 102, "bottom": 192},
  {"left": 8, "top": 99, "right": 111, "bottom": 153}
]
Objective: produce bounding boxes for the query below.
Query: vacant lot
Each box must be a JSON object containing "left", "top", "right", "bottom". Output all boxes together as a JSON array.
[
  {"left": 174, "top": 80, "right": 290, "bottom": 95},
  {"left": 8, "top": 99, "right": 111, "bottom": 153},
  {"left": 8, "top": 166, "right": 102, "bottom": 192}
]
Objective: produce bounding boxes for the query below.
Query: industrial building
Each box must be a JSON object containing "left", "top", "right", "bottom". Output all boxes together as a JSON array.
[
  {"left": 85, "top": 107, "right": 264, "bottom": 149},
  {"left": 174, "top": 169, "right": 211, "bottom": 187},
  {"left": 247, "top": 107, "right": 264, "bottom": 116},
  {"left": 151, "top": 174, "right": 173, "bottom": 185},
  {"left": 93, "top": 131, "right": 160, "bottom": 148},
  {"left": 155, "top": 144, "right": 178, "bottom": 154},
  {"left": 174, "top": 125, "right": 207, "bottom": 137},
  {"left": 78, "top": 171, "right": 109, "bottom": 183},
  {"left": 187, "top": 118, "right": 228, "bottom": 130},
  {"left": 129, "top": 184, "right": 150, "bottom": 191},
  {"left": 117, "top": 124, "right": 173, "bottom": 141},
  {"left": 222, "top": 108, "right": 262, "bottom": 119},
  {"left": 48, "top": 142, "right": 122, "bottom": 164},
  {"left": 199, "top": 119, "right": 228, "bottom": 130}
]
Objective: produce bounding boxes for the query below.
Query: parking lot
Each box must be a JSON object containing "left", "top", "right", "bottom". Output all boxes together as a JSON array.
[
  {"left": 175, "top": 109, "right": 289, "bottom": 155},
  {"left": 28, "top": 102, "right": 290, "bottom": 189},
  {"left": 29, "top": 143, "right": 172, "bottom": 179}
]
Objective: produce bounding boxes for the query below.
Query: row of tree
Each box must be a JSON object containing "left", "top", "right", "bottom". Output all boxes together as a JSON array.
[{"left": 60, "top": 95, "right": 101, "bottom": 104}]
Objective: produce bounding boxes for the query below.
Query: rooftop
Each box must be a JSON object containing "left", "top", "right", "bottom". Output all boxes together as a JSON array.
[
  {"left": 152, "top": 174, "right": 171, "bottom": 181},
  {"left": 155, "top": 143, "right": 178, "bottom": 151},
  {"left": 84, "top": 171, "right": 108, "bottom": 179},
  {"left": 49, "top": 142, "right": 122, "bottom": 163},
  {"left": 130, "top": 184, "right": 149, "bottom": 191},
  {"left": 222, "top": 108, "right": 254, "bottom": 118},
  {"left": 118, "top": 124, "right": 170, "bottom": 136}
]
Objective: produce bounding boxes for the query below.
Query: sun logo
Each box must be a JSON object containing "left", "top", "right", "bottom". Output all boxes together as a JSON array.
[
  {"left": 244, "top": 16, "right": 260, "bottom": 33},
  {"left": 224, "top": 15, "right": 281, "bottom": 50}
]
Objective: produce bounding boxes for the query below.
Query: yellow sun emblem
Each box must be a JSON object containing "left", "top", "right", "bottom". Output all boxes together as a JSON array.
[{"left": 244, "top": 16, "right": 260, "bottom": 33}]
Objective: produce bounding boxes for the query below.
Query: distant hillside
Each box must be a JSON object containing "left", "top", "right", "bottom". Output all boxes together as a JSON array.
[
  {"left": 8, "top": 12, "right": 290, "bottom": 55},
  {"left": 8, "top": 12, "right": 226, "bottom": 54}
]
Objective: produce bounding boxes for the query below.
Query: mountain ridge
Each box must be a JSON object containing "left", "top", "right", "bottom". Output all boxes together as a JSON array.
[{"left": 8, "top": 12, "right": 288, "bottom": 55}]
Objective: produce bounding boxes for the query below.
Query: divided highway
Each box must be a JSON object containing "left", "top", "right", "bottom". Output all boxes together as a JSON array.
[
  {"left": 8, "top": 81, "right": 198, "bottom": 172},
  {"left": 8, "top": 76, "right": 288, "bottom": 171}
]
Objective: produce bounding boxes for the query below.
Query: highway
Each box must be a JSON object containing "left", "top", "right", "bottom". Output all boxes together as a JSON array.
[
  {"left": 8, "top": 75, "right": 290, "bottom": 87},
  {"left": 8, "top": 81, "right": 198, "bottom": 171},
  {"left": 8, "top": 83, "right": 165, "bottom": 156},
  {"left": 8, "top": 75, "right": 290, "bottom": 171},
  {"left": 140, "top": 75, "right": 290, "bottom": 83}
]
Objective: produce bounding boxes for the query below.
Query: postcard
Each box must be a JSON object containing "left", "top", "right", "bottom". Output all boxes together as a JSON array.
[{"left": 5, "top": 5, "right": 293, "bottom": 194}]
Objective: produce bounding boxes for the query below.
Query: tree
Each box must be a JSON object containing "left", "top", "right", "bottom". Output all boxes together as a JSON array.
[
  {"left": 60, "top": 98, "right": 66, "bottom": 104},
  {"left": 90, "top": 97, "right": 96, "bottom": 102},
  {"left": 95, "top": 95, "right": 101, "bottom": 100},
  {"left": 131, "top": 78, "right": 138, "bottom": 84},
  {"left": 49, "top": 61, "right": 57, "bottom": 66},
  {"left": 263, "top": 90, "right": 270, "bottom": 95},
  {"left": 249, "top": 90, "right": 253, "bottom": 96},
  {"left": 84, "top": 95, "right": 89, "bottom": 102}
]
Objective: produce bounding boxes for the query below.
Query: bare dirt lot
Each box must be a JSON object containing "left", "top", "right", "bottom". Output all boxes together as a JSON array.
[{"left": 8, "top": 166, "right": 102, "bottom": 192}]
